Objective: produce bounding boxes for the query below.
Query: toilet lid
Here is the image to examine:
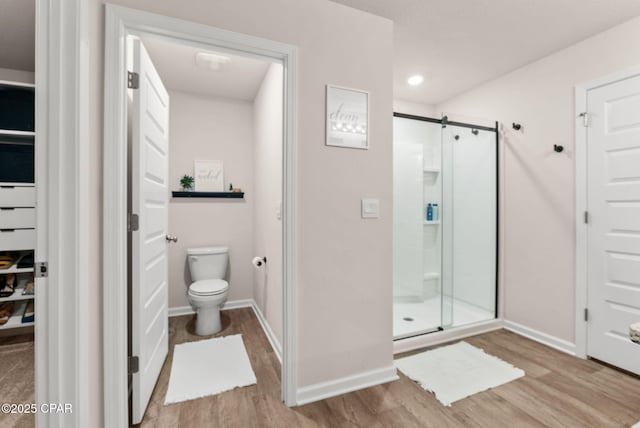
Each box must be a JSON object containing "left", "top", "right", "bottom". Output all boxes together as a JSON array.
[{"left": 190, "top": 279, "right": 229, "bottom": 296}]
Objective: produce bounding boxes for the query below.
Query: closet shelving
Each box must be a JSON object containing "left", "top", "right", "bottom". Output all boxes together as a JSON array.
[{"left": 0, "top": 80, "right": 36, "bottom": 332}]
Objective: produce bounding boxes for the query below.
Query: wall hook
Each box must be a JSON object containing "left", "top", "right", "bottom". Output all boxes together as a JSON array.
[
  {"left": 554, "top": 144, "right": 564, "bottom": 153},
  {"left": 512, "top": 123, "right": 522, "bottom": 131}
]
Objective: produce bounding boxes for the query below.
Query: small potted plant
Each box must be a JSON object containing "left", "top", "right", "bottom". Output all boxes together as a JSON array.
[{"left": 180, "top": 174, "right": 195, "bottom": 191}]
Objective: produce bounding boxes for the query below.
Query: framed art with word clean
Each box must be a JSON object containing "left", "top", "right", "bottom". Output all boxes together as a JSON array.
[
  {"left": 326, "top": 85, "right": 369, "bottom": 150},
  {"left": 194, "top": 160, "right": 224, "bottom": 192}
]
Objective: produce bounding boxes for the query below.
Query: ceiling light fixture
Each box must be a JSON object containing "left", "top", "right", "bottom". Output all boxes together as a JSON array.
[
  {"left": 407, "top": 75, "right": 424, "bottom": 86},
  {"left": 195, "top": 52, "right": 232, "bottom": 71}
]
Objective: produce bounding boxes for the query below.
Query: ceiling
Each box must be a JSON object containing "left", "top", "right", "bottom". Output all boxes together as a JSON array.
[
  {"left": 0, "top": 0, "right": 35, "bottom": 71},
  {"left": 141, "top": 34, "right": 270, "bottom": 101},
  {"left": 331, "top": 0, "right": 640, "bottom": 105}
]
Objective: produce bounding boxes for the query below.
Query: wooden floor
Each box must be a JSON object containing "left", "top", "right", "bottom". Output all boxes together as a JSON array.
[
  {"left": 140, "top": 308, "right": 640, "bottom": 428},
  {"left": 0, "top": 333, "right": 35, "bottom": 428}
]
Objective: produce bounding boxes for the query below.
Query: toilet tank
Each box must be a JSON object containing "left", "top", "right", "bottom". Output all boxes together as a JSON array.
[{"left": 187, "top": 246, "right": 229, "bottom": 281}]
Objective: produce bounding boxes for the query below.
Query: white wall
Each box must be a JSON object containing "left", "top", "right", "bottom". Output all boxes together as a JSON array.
[
  {"left": 252, "top": 63, "right": 284, "bottom": 345},
  {"left": 437, "top": 15, "right": 640, "bottom": 344},
  {"left": 89, "top": 1, "right": 393, "bottom": 419},
  {"left": 0, "top": 67, "right": 34, "bottom": 83},
  {"left": 168, "top": 91, "right": 254, "bottom": 307},
  {"left": 394, "top": 99, "right": 436, "bottom": 118}
]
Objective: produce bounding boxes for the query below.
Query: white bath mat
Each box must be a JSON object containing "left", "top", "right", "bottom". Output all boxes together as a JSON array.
[
  {"left": 632, "top": 422, "right": 640, "bottom": 428},
  {"left": 164, "top": 334, "right": 257, "bottom": 404},
  {"left": 395, "top": 341, "right": 525, "bottom": 406}
]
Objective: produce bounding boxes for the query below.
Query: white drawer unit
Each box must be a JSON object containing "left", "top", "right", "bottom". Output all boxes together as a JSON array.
[
  {"left": 0, "top": 207, "right": 35, "bottom": 229},
  {"left": 0, "top": 228, "right": 35, "bottom": 252},
  {"left": 0, "top": 185, "right": 35, "bottom": 208}
]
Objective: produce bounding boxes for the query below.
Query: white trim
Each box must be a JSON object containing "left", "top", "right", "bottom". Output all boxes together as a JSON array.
[
  {"left": 103, "top": 6, "right": 299, "bottom": 424},
  {"left": 35, "top": 0, "right": 91, "bottom": 427},
  {"left": 574, "top": 65, "right": 640, "bottom": 359},
  {"left": 282, "top": 40, "right": 299, "bottom": 407},
  {"left": 221, "top": 299, "right": 254, "bottom": 310},
  {"left": 167, "top": 300, "right": 253, "bottom": 317},
  {"left": 250, "top": 300, "right": 283, "bottom": 363},
  {"left": 504, "top": 320, "right": 576, "bottom": 356},
  {"left": 168, "top": 300, "right": 283, "bottom": 362},
  {"left": 574, "top": 85, "right": 588, "bottom": 359},
  {"left": 393, "top": 319, "right": 503, "bottom": 355},
  {"left": 168, "top": 306, "right": 195, "bottom": 317},
  {"left": 296, "top": 365, "right": 398, "bottom": 406}
]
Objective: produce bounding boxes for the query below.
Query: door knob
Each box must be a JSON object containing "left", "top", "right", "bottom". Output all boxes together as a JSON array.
[{"left": 166, "top": 235, "right": 178, "bottom": 243}]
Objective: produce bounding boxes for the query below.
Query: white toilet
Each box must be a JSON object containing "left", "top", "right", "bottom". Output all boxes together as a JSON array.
[{"left": 187, "top": 246, "right": 230, "bottom": 335}]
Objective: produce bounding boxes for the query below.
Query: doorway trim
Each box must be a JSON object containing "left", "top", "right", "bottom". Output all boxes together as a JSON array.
[
  {"left": 103, "top": 5, "right": 299, "bottom": 426},
  {"left": 574, "top": 65, "right": 640, "bottom": 359},
  {"left": 34, "top": 0, "right": 91, "bottom": 426}
]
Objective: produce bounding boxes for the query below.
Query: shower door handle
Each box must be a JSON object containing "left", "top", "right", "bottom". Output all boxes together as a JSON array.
[{"left": 166, "top": 235, "right": 178, "bottom": 243}]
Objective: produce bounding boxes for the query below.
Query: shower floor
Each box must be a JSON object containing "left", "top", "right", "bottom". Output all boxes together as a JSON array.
[{"left": 393, "top": 296, "right": 494, "bottom": 339}]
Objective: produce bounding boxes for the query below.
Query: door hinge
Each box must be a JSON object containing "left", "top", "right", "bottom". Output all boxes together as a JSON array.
[
  {"left": 584, "top": 308, "right": 589, "bottom": 322},
  {"left": 584, "top": 211, "right": 589, "bottom": 224},
  {"left": 128, "top": 356, "right": 139, "bottom": 375},
  {"left": 34, "top": 262, "right": 48, "bottom": 278},
  {"left": 128, "top": 213, "right": 139, "bottom": 232},
  {"left": 579, "top": 112, "right": 590, "bottom": 127},
  {"left": 127, "top": 71, "right": 139, "bottom": 89}
]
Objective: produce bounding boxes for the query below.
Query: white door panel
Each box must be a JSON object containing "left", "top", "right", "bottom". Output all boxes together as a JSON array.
[
  {"left": 586, "top": 74, "right": 640, "bottom": 375},
  {"left": 130, "top": 37, "right": 170, "bottom": 424}
]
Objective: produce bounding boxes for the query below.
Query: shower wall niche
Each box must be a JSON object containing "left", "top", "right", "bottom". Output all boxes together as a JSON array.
[{"left": 393, "top": 113, "right": 497, "bottom": 339}]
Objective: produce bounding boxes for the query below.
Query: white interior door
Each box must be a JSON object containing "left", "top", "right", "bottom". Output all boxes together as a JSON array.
[
  {"left": 130, "top": 38, "right": 170, "bottom": 424},
  {"left": 586, "top": 74, "right": 640, "bottom": 375}
]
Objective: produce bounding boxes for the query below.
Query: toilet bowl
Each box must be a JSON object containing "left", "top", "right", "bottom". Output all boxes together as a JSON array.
[{"left": 186, "top": 246, "right": 229, "bottom": 335}]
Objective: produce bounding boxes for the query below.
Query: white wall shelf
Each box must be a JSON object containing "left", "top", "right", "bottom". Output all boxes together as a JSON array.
[
  {"left": 0, "top": 130, "right": 35, "bottom": 138},
  {"left": 423, "top": 168, "right": 440, "bottom": 173},
  {"left": 423, "top": 272, "right": 441, "bottom": 280},
  {"left": 423, "top": 220, "right": 441, "bottom": 225}
]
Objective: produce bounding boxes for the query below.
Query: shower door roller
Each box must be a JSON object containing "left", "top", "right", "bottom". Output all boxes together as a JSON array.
[{"left": 166, "top": 235, "right": 178, "bottom": 243}]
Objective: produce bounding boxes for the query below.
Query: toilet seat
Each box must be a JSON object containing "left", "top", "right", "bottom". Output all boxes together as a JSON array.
[{"left": 189, "top": 279, "right": 229, "bottom": 296}]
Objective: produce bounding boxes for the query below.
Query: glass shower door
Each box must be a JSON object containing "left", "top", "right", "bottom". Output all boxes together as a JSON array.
[
  {"left": 392, "top": 116, "right": 443, "bottom": 339},
  {"left": 441, "top": 122, "right": 497, "bottom": 329}
]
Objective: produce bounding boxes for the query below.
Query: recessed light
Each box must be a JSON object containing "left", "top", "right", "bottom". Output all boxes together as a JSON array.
[
  {"left": 195, "top": 52, "right": 231, "bottom": 71},
  {"left": 407, "top": 75, "right": 424, "bottom": 86}
]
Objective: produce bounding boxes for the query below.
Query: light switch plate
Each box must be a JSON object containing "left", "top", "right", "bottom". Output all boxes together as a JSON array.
[{"left": 361, "top": 198, "right": 379, "bottom": 219}]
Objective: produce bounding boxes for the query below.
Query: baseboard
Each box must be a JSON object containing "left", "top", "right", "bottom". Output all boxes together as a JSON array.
[
  {"left": 167, "top": 299, "right": 253, "bottom": 318},
  {"left": 504, "top": 320, "right": 576, "bottom": 356},
  {"left": 168, "top": 305, "right": 195, "bottom": 317},
  {"left": 250, "top": 300, "right": 283, "bottom": 363},
  {"left": 296, "top": 365, "right": 399, "bottom": 406},
  {"left": 168, "top": 299, "right": 282, "bottom": 363},
  {"left": 221, "top": 299, "right": 254, "bottom": 310},
  {"left": 393, "top": 319, "right": 503, "bottom": 355}
]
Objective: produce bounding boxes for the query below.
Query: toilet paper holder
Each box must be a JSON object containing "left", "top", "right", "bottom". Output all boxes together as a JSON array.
[{"left": 252, "top": 256, "right": 267, "bottom": 267}]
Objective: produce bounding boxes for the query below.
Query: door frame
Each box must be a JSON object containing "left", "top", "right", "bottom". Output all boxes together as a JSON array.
[
  {"left": 574, "top": 65, "right": 640, "bottom": 359},
  {"left": 34, "top": 0, "right": 91, "bottom": 426},
  {"left": 103, "top": 4, "right": 299, "bottom": 427}
]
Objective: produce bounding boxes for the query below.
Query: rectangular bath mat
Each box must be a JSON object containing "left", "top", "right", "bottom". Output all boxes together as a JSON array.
[
  {"left": 395, "top": 341, "right": 525, "bottom": 406},
  {"left": 164, "top": 334, "right": 257, "bottom": 404}
]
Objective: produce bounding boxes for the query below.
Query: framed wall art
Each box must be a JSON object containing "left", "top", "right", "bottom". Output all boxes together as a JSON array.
[
  {"left": 194, "top": 160, "right": 224, "bottom": 191},
  {"left": 326, "top": 85, "right": 369, "bottom": 150}
]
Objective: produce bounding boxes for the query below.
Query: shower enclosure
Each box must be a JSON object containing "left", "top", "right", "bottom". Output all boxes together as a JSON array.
[{"left": 393, "top": 113, "right": 498, "bottom": 340}]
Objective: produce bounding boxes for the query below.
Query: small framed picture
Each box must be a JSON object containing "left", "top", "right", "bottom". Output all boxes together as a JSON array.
[
  {"left": 194, "top": 160, "right": 224, "bottom": 192},
  {"left": 326, "top": 85, "right": 369, "bottom": 150}
]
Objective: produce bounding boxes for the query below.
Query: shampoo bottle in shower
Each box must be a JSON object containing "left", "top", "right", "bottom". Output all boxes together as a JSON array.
[
  {"left": 433, "top": 203, "right": 439, "bottom": 221},
  {"left": 426, "top": 203, "right": 433, "bottom": 221}
]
